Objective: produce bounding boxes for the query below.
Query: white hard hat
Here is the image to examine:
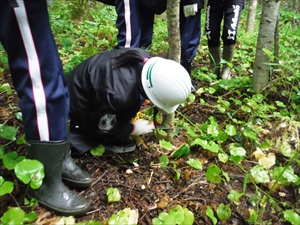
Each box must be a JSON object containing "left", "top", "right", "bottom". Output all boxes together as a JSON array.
[{"left": 141, "top": 57, "right": 192, "bottom": 114}]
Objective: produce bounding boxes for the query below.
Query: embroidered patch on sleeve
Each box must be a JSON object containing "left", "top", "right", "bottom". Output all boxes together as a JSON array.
[{"left": 98, "top": 114, "right": 117, "bottom": 131}]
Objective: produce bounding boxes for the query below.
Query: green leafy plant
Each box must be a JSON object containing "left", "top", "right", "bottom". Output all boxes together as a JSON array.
[
  {"left": 152, "top": 205, "right": 194, "bottom": 225},
  {"left": 107, "top": 187, "right": 121, "bottom": 203}
]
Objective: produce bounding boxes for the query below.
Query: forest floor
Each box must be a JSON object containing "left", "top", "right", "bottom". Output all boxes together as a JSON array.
[{"left": 0, "top": 61, "right": 298, "bottom": 225}]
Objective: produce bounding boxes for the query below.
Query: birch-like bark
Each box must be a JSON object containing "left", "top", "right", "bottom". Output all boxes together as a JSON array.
[
  {"left": 246, "top": 0, "right": 258, "bottom": 33},
  {"left": 252, "top": 0, "right": 280, "bottom": 93},
  {"left": 162, "top": 0, "right": 181, "bottom": 142}
]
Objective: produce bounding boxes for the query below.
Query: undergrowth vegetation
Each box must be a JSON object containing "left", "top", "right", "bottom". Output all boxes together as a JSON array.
[{"left": 1, "top": 1, "right": 300, "bottom": 224}]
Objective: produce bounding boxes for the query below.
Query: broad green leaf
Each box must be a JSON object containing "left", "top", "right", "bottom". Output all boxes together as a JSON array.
[
  {"left": 159, "top": 139, "right": 173, "bottom": 150},
  {"left": 0, "top": 83, "right": 12, "bottom": 94},
  {"left": 15, "top": 112, "right": 23, "bottom": 121},
  {"left": 169, "top": 205, "right": 184, "bottom": 223},
  {"left": 271, "top": 166, "right": 300, "bottom": 186},
  {"left": 182, "top": 208, "right": 194, "bottom": 225},
  {"left": 206, "top": 164, "right": 222, "bottom": 184},
  {"left": 225, "top": 124, "right": 237, "bottom": 136},
  {"left": 218, "top": 131, "right": 228, "bottom": 142},
  {"left": 217, "top": 203, "right": 231, "bottom": 220},
  {"left": 228, "top": 190, "right": 244, "bottom": 205},
  {"left": 283, "top": 210, "right": 300, "bottom": 225},
  {"left": 241, "top": 105, "right": 251, "bottom": 113},
  {"left": 222, "top": 170, "right": 230, "bottom": 182},
  {"left": 108, "top": 208, "right": 138, "bottom": 225},
  {"left": 3, "top": 152, "right": 25, "bottom": 170},
  {"left": 247, "top": 209, "right": 258, "bottom": 223},
  {"left": 188, "top": 93, "right": 195, "bottom": 102},
  {"left": 173, "top": 162, "right": 180, "bottom": 181},
  {"left": 171, "top": 144, "right": 190, "bottom": 158},
  {"left": 16, "top": 135, "right": 26, "bottom": 145},
  {"left": 229, "top": 145, "right": 246, "bottom": 157},
  {"left": 229, "top": 145, "right": 246, "bottom": 163},
  {"left": 280, "top": 141, "right": 295, "bottom": 157},
  {"left": 153, "top": 212, "right": 174, "bottom": 225},
  {"left": 187, "top": 158, "right": 202, "bottom": 170},
  {"left": 275, "top": 101, "right": 286, "bottom": 107},
  {"left": 159, "top": 154, "right": 169, "bottom": 169},
  {"left": 107, "top": 187, "right": 121, "bottom": 203},
  {"left": 0, "top": 176, "right": 14, "bottom": 196},
  {"left": 216, "top": 105, "right": 226, "bottom": 113},
  {"left": 1, "top": 207, "right": 25, "bottom": 225},
  {"left": 184, "top": 123, "right": 198, "bottom": 138},
  {"left": 218, "top": 153, "right": 228, "bottom": 163},
  {"left": 91, "top": 144, "right": 105, "bottom": 156},
  {"left": 14, "top": 159, "right": 44, "bottom": 189},
  {"left": 0, "top": 145, "right": 4, "bottom": 159},
  {"left": 243, "top": 129, "right": 259, "bottom": 141},
  {"left": 191, "top": 138, "right": 207, "bottom": 148},
  {"left": 206, "top": 141, "right": 221, "bottom": 153},
  {"left": 0, "top": 124, "right": 17, "bottom": 141},
  {"left": 206, "top": 206, "right": 217, "bottom": 225},
  {"left": 23, "top": 211, "right": 38, "bottom": 223},
  {"left": 250, "top": 165, "right": 270, "bottom": 183},
  {"left": 207, "top": 117, "right": 219, "bottom": 137}
]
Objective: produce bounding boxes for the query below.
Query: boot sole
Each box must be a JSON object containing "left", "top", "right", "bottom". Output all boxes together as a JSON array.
[
  {"left": 104, "top": 145, "right": 136, "bottom": 153},
  {"left": 27, "top": 192, "right": 91, "bottom": 217}
]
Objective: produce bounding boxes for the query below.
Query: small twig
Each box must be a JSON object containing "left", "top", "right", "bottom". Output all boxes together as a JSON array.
[
  {"left": 79, "top": 170, "right": 108, "bottom": 195},
  {"left": 147, "top": 170, "right": 154, "bottom": 187},
  {"left": 171, "top": 177, "right": 205, "bottom": 199},
  {"left": 129, "top": 183, "right": 136, "bottom": 198},
  {"left": 87, "top": 208, "right": 102, "bottom": 215}
]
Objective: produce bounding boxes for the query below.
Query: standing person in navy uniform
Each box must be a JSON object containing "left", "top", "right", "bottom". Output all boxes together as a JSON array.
[
  {"left": 0, "top": 0, "right": 91, "bottom": 216},
  {"left": 114, "top": 0, "right": 155, "bottom": 49},
  {"left": 180, "top": 0, "right": 204, "bottom": 75},
  {"left": 205, "top": 0, "right": 245, "bottom": 79}
]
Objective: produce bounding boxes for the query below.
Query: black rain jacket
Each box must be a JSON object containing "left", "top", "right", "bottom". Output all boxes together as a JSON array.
[{"left": 67, "top": 48, "right": 151, "bottom": 150}]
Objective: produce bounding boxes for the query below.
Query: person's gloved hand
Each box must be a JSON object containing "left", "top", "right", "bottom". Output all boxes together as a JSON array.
[
  {"left": 131, "top": 119, "right": 154, "bottom": 136},
  {"left": 183, "top": 3, "right": 198, "bottom": 17}
]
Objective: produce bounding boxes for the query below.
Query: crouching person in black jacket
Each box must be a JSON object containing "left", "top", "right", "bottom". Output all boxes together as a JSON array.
[{"left": 67, "top": 48, "right": 192, "bottom": 157}]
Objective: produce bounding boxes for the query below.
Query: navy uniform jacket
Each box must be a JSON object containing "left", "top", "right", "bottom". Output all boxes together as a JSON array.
[{"left": 67, "top": 48, "right": 151, "bottom": 144}]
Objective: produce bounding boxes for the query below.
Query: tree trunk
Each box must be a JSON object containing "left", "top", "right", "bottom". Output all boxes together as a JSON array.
[
  {"left": 246, "top": 0, "right": 258, "bottom": 33},
  {"left": 274, "top": 13, "right": 279, "bottom": 64},
  {"left": 167, "top": 0, "right": 181, "bottom": 62},
  {"left": 252, "top": 0, "right": 281, "bottom": 93},
  {"left": 162, "top": 0, "right": 181, "bottom": 142},
  {"left": 292, "top": 0, "right": 300, "bottom": 29}
]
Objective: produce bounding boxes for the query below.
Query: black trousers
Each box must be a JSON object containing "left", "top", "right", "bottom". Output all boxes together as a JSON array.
[{"left": 205, "top": 1, "right": 244, "bottom": 47}]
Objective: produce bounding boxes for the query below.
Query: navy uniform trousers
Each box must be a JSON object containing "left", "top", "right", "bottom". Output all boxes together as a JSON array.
[
  {"left": 115, "top": 0, "right": 155, "bottom": 49},
  {"left": 180, "top": 3, "right": 202, "bottom": 63},
  {"left": 0, "top": 0, "right": 69, "bottom": 141}
]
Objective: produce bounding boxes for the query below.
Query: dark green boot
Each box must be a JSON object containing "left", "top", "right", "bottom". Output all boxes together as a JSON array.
[
  {"left": 221, "top": 45, "right": 235, "bottom": 80},
  {"left": 209, "top": 46, "right": 221, "bottom": 77},
  {"left": 26, "top": 140, "right": 91, "bottom": 217},
  {"left": 62, "top": 120, "right": 92, "bottom": 188}
]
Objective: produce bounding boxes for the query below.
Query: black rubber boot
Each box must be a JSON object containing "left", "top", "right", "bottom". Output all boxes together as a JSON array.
[
  {"left": 181, "top": 59, "right": 192, "bottom": 75},
  {"left": 221, "top": 45, "right": 235, "bottom": 80},
  {"left": 208, "top": 46, "right": 221, "bottom": 77},
  {"left": 26, "top": 140, "right": 91, "bottom": 217},
  {"left": 62, "top": 120, "right": 92, "bottom": 188}
]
